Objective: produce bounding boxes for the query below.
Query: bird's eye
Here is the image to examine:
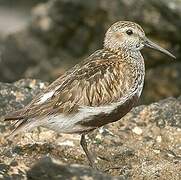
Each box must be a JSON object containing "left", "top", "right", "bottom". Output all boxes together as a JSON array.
[{"left": 126, "top": 29, "right": 133, "bottom": 35}]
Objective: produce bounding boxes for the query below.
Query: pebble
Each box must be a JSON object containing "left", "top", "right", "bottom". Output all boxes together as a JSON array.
[
  {"left": 156, "top": 136, "right": 162, "bottom": 143},
  {"left": 132, "top": 126, "right": 143, "bottom": 135},
  {"left": 153, "top": 149, "right": 160, "bottom": 154},
  {"left": 58, "top": 140, "right": 75, "bottom": 147}
]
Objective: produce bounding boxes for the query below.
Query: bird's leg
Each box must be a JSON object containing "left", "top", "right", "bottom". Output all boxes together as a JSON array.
[{"left": 80, "top": 134, "right": 97, "bottom": 169}]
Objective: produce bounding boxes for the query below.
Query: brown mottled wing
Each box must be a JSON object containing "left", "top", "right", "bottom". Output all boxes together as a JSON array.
[{"left": 5, "top": 49, "right": 135, "bottom": 126}]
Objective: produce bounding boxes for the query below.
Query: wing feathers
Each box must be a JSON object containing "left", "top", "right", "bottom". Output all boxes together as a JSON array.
[{"left": 4, "top": 109, "right": 26, "bottom": 121}]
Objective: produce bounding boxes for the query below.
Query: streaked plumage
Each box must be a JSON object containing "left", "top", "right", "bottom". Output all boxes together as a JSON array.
[{"left": 4, "top": 21, "right": 175, "bottom": 168}]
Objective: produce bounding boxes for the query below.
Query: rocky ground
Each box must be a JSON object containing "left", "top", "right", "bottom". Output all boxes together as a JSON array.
[{"left": 0, "top": 79, "right": 180, "bottom": 179}]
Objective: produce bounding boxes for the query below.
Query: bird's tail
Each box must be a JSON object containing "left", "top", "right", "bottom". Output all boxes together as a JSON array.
[
  {"left": 4, "top": 109, "right": 27, "bottom": 139},
  {"left": 4, "top": 108, "right": 26, "bottom": 121}
]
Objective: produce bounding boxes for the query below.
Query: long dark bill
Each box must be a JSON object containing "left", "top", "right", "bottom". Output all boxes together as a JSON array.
[{"left": 144, "top": 38, "right": 176, "bottom": 59}]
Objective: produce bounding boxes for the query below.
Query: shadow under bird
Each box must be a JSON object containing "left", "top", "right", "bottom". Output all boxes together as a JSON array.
[{"left": 4, "top": 21, "right": 175, "bottom": 169}]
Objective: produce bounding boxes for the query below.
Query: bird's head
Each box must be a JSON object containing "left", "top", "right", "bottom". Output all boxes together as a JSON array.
[{"left": 104, "top": 21, "right": 175, "bottom": 58}]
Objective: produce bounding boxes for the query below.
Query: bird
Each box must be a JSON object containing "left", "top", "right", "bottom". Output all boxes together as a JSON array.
[{"left": 4, "top": 21, "right": 175, "bottom": 168}]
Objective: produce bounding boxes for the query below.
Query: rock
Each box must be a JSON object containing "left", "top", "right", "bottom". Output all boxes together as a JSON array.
[
  {"left": 0, "top": 79, "right": 180, "bottom": 179},
  {"left": 0, "top": 0, "right": 180, "bottom": 83},
  {"left": 0, "top": 79, "right": 48, "bottom": 117},
  {"left": 27, "top": 157, "right": 122, "bottom": 180},
  {"left": 140, "top": 62, "right": 181, "bottom": 104},
  {"left": 0, "top": 0, "right": 48, "bottom": 36}
]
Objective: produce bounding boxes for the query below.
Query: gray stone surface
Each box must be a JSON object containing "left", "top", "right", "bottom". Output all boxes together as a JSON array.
[
  {"left": 27, "top": 157, "right": 122, "bottom": 180},
  {"left": 0, "top": 79, "right": 48, "bottom": 117},
  {"left": 0, "top": 79, "right": 180, "bottom": 179}
]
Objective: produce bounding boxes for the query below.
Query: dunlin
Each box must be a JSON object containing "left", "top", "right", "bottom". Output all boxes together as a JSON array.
[{"left": 4, "top": 21, "right": 175, "bottom": 168}]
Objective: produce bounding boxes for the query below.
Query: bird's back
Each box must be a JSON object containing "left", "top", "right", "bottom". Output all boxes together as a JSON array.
[{"left": 4, "top": 49, "right": 145, "bottom": 135}]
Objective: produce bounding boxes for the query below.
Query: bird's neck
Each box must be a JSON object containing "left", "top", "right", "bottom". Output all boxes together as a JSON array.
[{"left": 106, "top": 47, "right": 143, "bottom": 64}]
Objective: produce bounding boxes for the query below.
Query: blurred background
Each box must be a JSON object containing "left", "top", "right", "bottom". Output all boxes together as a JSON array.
[{"left": 0, "top": 0, "right": 180, "bottom": 105}]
